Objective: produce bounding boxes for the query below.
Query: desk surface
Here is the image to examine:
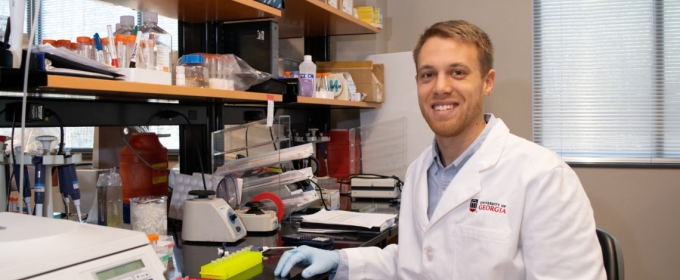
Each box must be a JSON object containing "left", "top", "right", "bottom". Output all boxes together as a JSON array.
[{"left": 165, "top": 198, "right": 399, "bottom": 279}]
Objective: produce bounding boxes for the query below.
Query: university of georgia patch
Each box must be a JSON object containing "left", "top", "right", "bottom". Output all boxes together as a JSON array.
[
  {"left": 469, "top": 199, "right": 507, "bottom": 214},
  {"left": 469, "top": 199, "right": 478, "bottom": 212}
]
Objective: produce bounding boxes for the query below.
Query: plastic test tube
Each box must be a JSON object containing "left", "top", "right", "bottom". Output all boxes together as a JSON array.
[
  {"left": 115, "top": 34, "right": 126, "bottom": 68},
  {"left": 125, "top": 35, "right": 135, "bottom": 68}
]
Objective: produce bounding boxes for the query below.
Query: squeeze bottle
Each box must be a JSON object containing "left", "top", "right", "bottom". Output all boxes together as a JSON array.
[{"left": 299, "top": 55, "right": 316, "bottom": 97}]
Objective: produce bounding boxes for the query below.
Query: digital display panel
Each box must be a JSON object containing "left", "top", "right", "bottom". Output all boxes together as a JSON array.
[{"left": 95, "top": 259, "right": 145, "bottom": 280}]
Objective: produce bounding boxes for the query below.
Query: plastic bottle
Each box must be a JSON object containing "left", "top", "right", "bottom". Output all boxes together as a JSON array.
[
  {"left": 114, "top": 15, "right": 135, "bottom": 36},
  {"left": 299, "top": 55, "right": 316, "bottom": 97},
  {"left": 182, "top": 54, "right": 207, "bottom": 88},
  {"left": 139, "top": 12, "right": 172, "bottom": 72}
]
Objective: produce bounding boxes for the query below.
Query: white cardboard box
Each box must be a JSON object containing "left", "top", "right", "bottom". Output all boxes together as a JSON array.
[{"left": 341, "top": 0, "right": 353, "bottom": 15}]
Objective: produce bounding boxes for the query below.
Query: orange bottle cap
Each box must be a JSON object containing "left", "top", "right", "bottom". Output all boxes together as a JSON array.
[
  {"left": 125, "top": 35, "right": 136, "bottom": 43},
  {"left": 101, "top": 37, "right": 109, "bottom": 44},
  {"left": 42, "top": 40, "right": 56, "bottom": 45},
  {"left": 56, "top": 39, "right": 71, "bottom": 47},
  {"left": 76, "top": 36, "right": 89, "bottom": 43},
  {"left": 147, "top": 234, "right": 159, "bottom": 242},
  {"left": 70, "top": 43, "right": 79, "bottom": 50}
]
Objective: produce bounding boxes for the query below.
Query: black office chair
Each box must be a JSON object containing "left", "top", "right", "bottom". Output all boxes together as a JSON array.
[{"left": 596, "top": 228, "right": 625, "bottom": 280}]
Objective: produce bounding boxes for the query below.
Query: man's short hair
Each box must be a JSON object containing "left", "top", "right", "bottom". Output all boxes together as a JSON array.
[{"left": 413, "top": 20, "right": 494, "bottom": 75}]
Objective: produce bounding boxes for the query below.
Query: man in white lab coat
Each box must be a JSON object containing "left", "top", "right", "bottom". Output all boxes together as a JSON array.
[{"left": 275, "top": 20, "right": 606, "bottom": 280}]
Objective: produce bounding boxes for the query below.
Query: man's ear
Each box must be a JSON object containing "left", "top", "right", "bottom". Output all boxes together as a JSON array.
[{"left": 483, "top": 69, "right": 496, "bottom": 96}]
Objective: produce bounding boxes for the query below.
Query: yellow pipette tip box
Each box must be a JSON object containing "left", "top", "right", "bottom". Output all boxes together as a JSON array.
[{"left": 200, "top": 246, "right": 263, "bottom": 279}]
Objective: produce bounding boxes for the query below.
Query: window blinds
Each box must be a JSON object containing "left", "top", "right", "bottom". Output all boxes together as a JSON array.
[{"left": 533, "top": 0, "right": 680, "bottom": 163}]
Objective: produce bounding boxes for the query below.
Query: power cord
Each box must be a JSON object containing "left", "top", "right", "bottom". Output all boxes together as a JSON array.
[
  {"left": 149, "top": 110, "right": 207, "bottom": 191},
  {"left": 308, "top": 179, "right": 329, "bottom": 211},
  {"left": 43, "top": 108, "right": 65, "bottom": 155}
]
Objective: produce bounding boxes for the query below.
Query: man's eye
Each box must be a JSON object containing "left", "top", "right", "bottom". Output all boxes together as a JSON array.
[
  {"left": 421, "top": 73, "right": 434, "bottom": 79},
  {"left": 453, "top": 70, "right": 464, "bottom": 76}
]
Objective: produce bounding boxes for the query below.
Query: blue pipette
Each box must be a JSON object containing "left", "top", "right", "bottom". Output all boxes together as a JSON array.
[
  {"left": 32, "top": 148, "right": 46, "bottom": 216},
  {"left": 66, "top": 149, "right": 82, "bottom": 222}
]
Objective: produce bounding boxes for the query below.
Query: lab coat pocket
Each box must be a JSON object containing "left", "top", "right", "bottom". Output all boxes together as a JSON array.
[{"left": 453, "top": 224, "right": 510, "bottom": 279}]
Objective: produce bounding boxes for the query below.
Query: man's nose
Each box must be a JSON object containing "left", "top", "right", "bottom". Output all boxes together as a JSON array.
[{"left": 434, "top": 75, "right": 452, "bottom": 95}]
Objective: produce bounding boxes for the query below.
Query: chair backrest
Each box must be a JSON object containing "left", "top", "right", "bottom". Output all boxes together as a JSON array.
[{"left": 596, "top": 228, "right": 625, "bottom": 280}]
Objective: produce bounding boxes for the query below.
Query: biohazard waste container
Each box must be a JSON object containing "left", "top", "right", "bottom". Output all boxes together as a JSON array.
[{"left": 120, "top": 133, "right": 168, "bottom": 223}]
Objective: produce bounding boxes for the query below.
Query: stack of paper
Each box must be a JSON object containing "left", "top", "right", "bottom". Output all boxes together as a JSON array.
[{"left": 300, "top": 209, "right": 396, "bottom": 233}]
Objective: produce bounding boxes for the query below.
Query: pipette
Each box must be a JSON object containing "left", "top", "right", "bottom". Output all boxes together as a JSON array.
[
  {"left": 67, "top": 149, "right": 83, "bottom": 222},
  {"left": 57, "top": 148, "right": 73, "bottom": 219},
  {"left": 32, "top": 147, "right": 46, "bottom": 216},
  {"left": 13, "top": 146, "right": 32, "bottom": 215}
]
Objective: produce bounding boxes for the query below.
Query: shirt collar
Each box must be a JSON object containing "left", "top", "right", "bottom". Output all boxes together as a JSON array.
[{"left": 431, "top": 114, "right": 497, "bottom": 169}]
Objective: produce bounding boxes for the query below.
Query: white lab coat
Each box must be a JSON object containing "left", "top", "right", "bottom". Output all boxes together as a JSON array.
[{"left": 343, "top": 119, "right": 606, "bottom": 280}]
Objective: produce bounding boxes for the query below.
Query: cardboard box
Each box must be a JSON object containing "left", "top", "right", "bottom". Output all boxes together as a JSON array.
[
  {"left": 328, "top": 0, "right": 338, "bottom": 9},
  {"left": 341, "top": 0, "right": 354, "bottom": 15},
  {"left": 310, "top": 189, "right": 340, "bottom": 210},
  {"left": 317, "top": 61, "right": 385, "bottom": 103}
]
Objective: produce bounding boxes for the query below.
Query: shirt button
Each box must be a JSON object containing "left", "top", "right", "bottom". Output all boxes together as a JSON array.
[{"left": 425, "top": 247, "right": 434, "bottom": 261}]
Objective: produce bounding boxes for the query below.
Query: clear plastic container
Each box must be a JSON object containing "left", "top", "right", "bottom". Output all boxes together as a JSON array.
[
  {"left": 316, "top": 72, "right": 331, "bottom": 99},
  {"left": 76, "top": 36, "right": 93, "bottom": 59},
  {"left": 299, "top": 55, "right": 316, "bottom": 97},
  {"left": 114, "top": 15, "right": 135, "bottom": 36},
  {"left": 139, "top": 12, "right": 172, "bottom": 73},
  {"left": 115, "top": 34, "right": 126, "bottom": 68},
  {"left": 130, "top": 195, "right": 167, "bottom": 235},
  {"left": 181, "top": 54, "right": 208, "bottom": 88}
]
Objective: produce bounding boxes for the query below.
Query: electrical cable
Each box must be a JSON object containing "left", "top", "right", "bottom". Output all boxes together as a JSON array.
[
  {"left": 17, "top": 0, "right": 42, "bottom": 216},
  {"left": 308, "top": 179, "right": 329, "bottom": 211},
  {"left": 44, "top": 108, "right": 65, "bottom": 155},
  {"left": 148, "top": 110, "right": 207, "bottom": 191}
]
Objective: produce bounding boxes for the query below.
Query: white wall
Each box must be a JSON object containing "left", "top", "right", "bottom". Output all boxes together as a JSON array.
[{"left": 332, "top": 0, "right": 680, "bottom": 279}]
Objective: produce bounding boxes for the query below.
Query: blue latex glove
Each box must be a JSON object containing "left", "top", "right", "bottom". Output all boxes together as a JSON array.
[{"left": 274, "top": 245, "right": 340, "bottom": 278}]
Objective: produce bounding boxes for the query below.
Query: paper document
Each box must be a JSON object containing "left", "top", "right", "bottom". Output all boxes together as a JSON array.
[{"left": 302, "top": 209, "right": 396, "bottom": 229}]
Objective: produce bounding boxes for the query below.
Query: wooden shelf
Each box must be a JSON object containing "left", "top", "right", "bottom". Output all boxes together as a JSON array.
[
  {"left": 36, "top": 76, "right": 380, "bottom": 109},
  {"left": 296, "top": 96, "right": 381, "bottom": 108},
  {"left": 41, "top": 75, "right": 282, "bottom": 102},
  {"left": 278, "top": 0, "right": 380, "bottom": 38},
  {"left": 98, "top": 0, "right": 281, "bottom": 23},
  {"left": 98, "top": 0, "right": 378, "bottom": 38}
]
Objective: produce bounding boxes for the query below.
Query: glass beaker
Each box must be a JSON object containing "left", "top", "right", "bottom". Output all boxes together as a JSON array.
[{"left": 130, "top": 195, "right": 167, "bottom": 235}]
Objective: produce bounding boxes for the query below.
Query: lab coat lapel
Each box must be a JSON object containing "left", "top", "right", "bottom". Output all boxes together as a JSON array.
[
  {"left": 413, "top": 150, "right": 433, "bottom": 233},
  {"left": 426, "top": 119, "right": 509, "bottom": 228},
  {"left": 427, "top": 154, "right": 481, "bottom": 228}
]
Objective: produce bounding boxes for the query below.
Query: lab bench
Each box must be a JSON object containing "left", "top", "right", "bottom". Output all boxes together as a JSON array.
[{"left": 165, "top": 198, "right": 399, "bottom": 280}]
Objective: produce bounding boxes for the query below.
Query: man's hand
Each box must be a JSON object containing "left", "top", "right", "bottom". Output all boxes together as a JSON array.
[{"left": 274, "top": 245, "right": 340, "bottom": 278}]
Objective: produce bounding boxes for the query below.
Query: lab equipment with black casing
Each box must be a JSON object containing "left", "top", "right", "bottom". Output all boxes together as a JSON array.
[
  {"left": 282, "top": 234, "right": 334, "bottom": 250},
  {"left": 182, "top": 190, "right": 247, "bottom": 243}
]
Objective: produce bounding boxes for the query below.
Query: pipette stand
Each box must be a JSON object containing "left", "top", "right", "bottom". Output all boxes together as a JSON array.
[{"left": 9, "top": 152, "right": 82, "bottom": 218}]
